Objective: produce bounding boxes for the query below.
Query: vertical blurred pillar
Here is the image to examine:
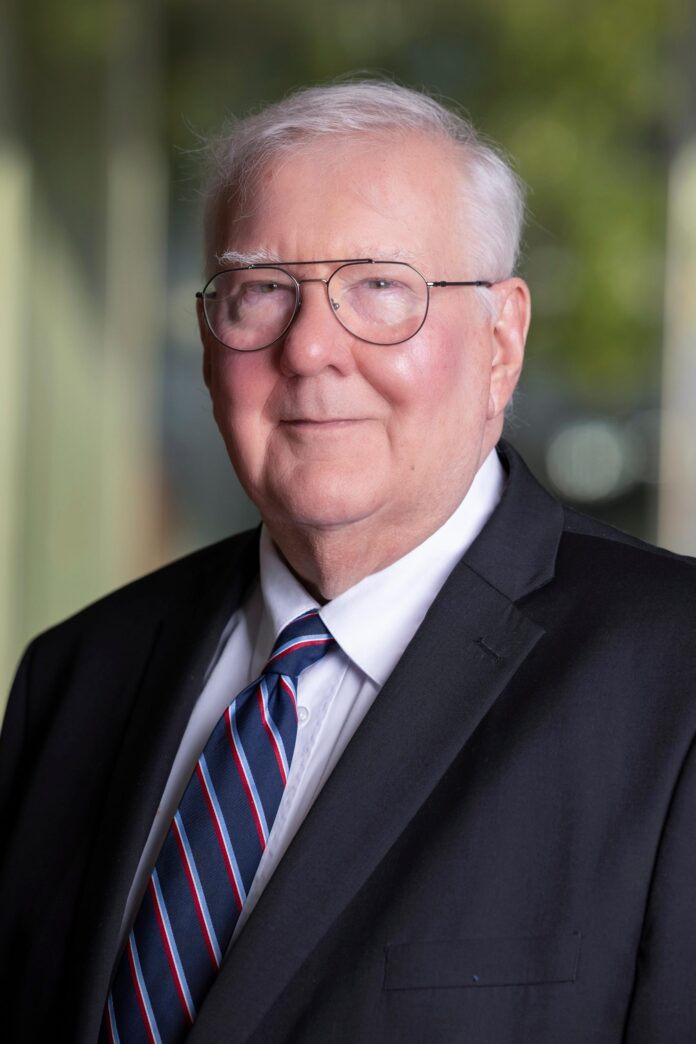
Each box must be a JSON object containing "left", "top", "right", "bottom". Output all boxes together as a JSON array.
[
  {"left": 658, "top": 6, "right": 696, "bottom": 554},
  {"left": 0, "top": 0, "right": 29, "bottom": 691},
  {"left": 100, "top": 0, "right": 168, "bottom": 588}
]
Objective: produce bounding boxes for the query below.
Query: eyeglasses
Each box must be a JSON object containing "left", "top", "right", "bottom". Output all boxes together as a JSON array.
[{"left": 196, "top": 258, "right": 493, "bottom": 352}]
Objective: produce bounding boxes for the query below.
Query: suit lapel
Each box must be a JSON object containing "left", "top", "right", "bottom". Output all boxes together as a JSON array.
[
  {"left": 189, "top": 444, "right": 564, "bottom": 1042},
  {"left": 71, "top": 531, "right": 260, "bottom": 1043}
]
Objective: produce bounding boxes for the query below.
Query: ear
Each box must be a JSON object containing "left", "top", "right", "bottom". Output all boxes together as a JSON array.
[
  {"left": 486, "top": 278, "right": 531, "bottom": 420},
  {"left": 197, "top": 293, "right": 213, "bottom": 391}
]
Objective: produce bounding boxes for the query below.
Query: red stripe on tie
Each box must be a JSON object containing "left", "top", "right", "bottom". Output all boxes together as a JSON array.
[
  {"left": 171, "top": 818, "right": 220, "bottom": 971},
  {"left": 148, "top": 879, "right": 193, "bottom": 1024},
  {"left": 126, "top": 942, "right": 158, "bottom": 1044},
  {"left": 256, "top": 686, "right": 288, "bottom": 784},
  {"left": 227, "top": 704, "right": 267, "bottom": 851},
  {"left": 280, "top": 675, "right": 299, "bottom": 720},
  {"left": 267, "top": 636, "right": 329, "bottom": 665},
  {"left": 104, "top": 1006, "right": 117, "bottom": 1044},
  {"left": 195, "top": 763, "right": 244, "bottom": 912}
]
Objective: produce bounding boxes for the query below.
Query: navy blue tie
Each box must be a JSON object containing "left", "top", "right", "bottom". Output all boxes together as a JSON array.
[{"left": 101, "top": 609, "right": 334, "bottom": 1044}]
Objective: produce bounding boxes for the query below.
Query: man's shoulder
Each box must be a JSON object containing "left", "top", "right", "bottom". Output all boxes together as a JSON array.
[
  {"left": 499, "top": 439, "right": 696, "bottom": 586},
  {"left": 27, "top": 528, "right": 260, "bottom": 658},
  {"left": 477, "top": 442, "right": 696, "bottom": 610},
  {"left": 560, "top": 504, "right": 696, "bottom": 580},
  {"left": 548, "top": 505, "right": 696, "bottom": 643}
]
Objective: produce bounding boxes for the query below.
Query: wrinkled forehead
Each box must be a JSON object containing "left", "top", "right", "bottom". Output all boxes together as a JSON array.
[{"left": 206, "top": 131, "right": 471, "bottom": 273}]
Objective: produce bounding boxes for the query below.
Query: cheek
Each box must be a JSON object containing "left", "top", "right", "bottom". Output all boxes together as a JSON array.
[
  {"left": 206, "top": 351, "right": 280, "bottom": 489},
  {"left": 208, "top": 350, "right": 275, "bottom": 430},
  {"left": 365, "top": 321, "right": 490, "bottom": 439}
]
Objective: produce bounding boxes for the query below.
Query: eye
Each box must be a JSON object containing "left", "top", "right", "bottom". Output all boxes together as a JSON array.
[
  {"left": 362, "top": 278, "right": 399, "bottom": 291},
  {"left": 235, "top": 280, "right": 295, "bottom": 310},
  {"left": 349, "top": 277, "right": 413, "bottom": 302},
  {"left": 244, "top": 280, "right": 282, "bottom": 295}
]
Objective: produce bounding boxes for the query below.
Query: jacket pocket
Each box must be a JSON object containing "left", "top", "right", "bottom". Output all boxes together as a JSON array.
[{"left": 383, "top": 932, "right": 581, "bottom": 990}]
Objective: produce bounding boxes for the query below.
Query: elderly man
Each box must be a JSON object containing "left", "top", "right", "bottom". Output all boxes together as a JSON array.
[{"left": 2, "top": 81, "right": 696, "bottom": 1044}]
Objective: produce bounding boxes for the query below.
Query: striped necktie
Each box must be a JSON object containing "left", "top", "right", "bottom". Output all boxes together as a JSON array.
[{"left": 101, "top": 609, "right": 334, "bottom": 1044}]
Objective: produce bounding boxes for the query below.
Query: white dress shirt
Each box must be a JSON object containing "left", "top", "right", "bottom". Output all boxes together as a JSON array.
[{"left": 120, "top": 449, "right": 505, "bottom": 946}]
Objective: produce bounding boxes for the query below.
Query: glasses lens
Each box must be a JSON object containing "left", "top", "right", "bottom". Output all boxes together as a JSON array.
[
  {"left": 328, "top": 262, "right": 427, "bottom": 345},
  {"left": 202, "top": 268, "right": 297, "bottom": 350}
]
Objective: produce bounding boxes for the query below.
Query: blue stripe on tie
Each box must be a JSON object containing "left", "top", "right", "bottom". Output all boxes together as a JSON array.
[
  {"left": 274, "top": 675, "right": 300, "bottom": 765},
  {"left": 153, "top": 824, "right": 221, "bottom": 1010},
  {"left": 197, "top": 755, "right": 247, "bottom": 907},
  {"left": 280, "top": 674, "right": 297, "bottom": 705},
  {"left": 106, "top": 996, "right": 121, "bottom": 1044},
  {"left": 259, "top": 676, "right": 291, "bottom": 781},
  {"left": 129, "top": 933, "right": 163, "bottom": 1044},
  {"left": 268, "top": 632, "right": 330, "bottom": 665},
  {"left": 230, "top": 703, "right": 271, "bottom": 840},
  {"left": 135, "top": 876, "right": 191, "bottom": 1041},
  {"left": 174, "top": 812, "right": 223, "bottom": 967},
  {"left": 151, "top": 869, "right": 196, "bottom": 1022},
  {"left": 105, "top": 938, "right": 145, "bottom": 1044},
  {"left": 232, "top": 690, "right": 286, "bottom": 839}
]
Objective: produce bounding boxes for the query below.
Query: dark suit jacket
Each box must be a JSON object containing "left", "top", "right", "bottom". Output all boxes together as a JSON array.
[{"left": 2, "top": 443, "right": 696, "bottom": 1043}]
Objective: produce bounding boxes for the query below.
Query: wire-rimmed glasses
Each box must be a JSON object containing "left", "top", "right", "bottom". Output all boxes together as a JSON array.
[{"left": 196, "top": 258, "right": 493, "bottom": 352}]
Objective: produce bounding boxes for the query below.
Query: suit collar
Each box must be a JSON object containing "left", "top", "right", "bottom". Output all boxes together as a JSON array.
[
  {"left": 188, "top": 441, "right": 564, "bottom": 1042},
  {"left": 463, "top": 439, "right": 564, "bottom": 602}
]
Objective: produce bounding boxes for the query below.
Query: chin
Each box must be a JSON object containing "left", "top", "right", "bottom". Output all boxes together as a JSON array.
[
  {"left": 265, "top": 481, "right": 384, "bottom": 532},
  {"left": 251, "top": 458, "right": 380, "bottom": 527},
  {"left": 280, "top": 501, "right": 379, "bottom": 532}
]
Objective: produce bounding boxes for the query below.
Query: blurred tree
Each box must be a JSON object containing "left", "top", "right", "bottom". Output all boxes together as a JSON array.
[{"left": 164, "top": 0, "right": 670, "bottom": 406}]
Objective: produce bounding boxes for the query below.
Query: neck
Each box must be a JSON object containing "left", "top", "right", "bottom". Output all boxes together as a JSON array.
[
  {"left": 261, "top": 425, "right": 503, "bottom": 600},
  {"left": 265, "top": 458, "right": 494, "bottom": 602},
  {"left": 267, "top": 515, "right": 442, "bottom": 602}
]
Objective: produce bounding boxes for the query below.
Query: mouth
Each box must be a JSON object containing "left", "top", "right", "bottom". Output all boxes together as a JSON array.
[{"left": 281, "top": 418, "right": 363, "bottom": 428}]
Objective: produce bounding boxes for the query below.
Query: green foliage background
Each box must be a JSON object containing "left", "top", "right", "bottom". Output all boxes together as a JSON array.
[
  {"left": 19, "top": 0, "right": 676, "bottom": 404},
  {"left": 169, "top": 0, "right": 673, "bottom": 404}
]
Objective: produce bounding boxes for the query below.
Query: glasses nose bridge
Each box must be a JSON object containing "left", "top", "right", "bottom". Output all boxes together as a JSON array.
[
  {"left": 296, "top": 275, "right": 330, "bottom": 290},
  {"left": 293, "top": 274, "right": 338, "bottom": 319},
  {"left": 296, "top": 275, "right": 331, "bottom": 300}
]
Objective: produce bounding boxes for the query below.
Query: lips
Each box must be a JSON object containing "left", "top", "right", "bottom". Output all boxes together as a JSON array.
[{"left": 281, "top": 417, "right": 361, "bottom": 424}]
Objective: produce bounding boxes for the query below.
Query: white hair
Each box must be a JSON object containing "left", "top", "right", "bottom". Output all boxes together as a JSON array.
[{"left": 202, "top": 79, "right": 526, "bottom": 283}]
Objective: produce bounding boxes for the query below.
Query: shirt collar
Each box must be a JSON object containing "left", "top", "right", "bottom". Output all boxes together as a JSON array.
[{"left": 258, "top": 448, "right": 506, "bottom": 685}]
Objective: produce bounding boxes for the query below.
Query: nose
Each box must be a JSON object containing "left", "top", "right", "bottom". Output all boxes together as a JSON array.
[{"left": 278, "top": 278, "right": 356, "bottom": 378}]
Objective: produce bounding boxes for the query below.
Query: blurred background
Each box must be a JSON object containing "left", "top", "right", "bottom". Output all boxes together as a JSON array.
[{"left": 1, "top": 0, "right": 695, "bottom": 704}]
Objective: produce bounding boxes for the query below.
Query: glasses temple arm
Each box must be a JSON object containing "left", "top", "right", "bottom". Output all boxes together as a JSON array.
[{"left": 427, "top": 280, "right": 493, "bottom": 288}]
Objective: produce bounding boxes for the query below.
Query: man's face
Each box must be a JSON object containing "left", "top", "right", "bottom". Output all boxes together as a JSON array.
[{"left": 201, "top": 132, "right": 528, "bottom": 569}]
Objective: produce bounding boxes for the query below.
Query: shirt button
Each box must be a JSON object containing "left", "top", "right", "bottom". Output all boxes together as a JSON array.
[{"left": 297, "top": 705, "right": 309, "bottom": 724}]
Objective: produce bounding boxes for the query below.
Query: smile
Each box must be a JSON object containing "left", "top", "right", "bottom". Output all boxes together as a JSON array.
[{"left": 281, "top": 418, "right": 364, "bottom": 428}]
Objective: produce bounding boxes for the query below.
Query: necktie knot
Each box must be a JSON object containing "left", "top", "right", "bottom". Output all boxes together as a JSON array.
[{"left": 264, "top": 609, "right": 335, "bottom": 678}]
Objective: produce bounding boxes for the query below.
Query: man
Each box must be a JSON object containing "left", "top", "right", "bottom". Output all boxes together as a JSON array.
[{"left": 1, "top": 81, "right": 695, "bottom": 1044}]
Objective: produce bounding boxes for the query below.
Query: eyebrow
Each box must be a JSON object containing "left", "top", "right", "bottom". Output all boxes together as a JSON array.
[
  {"left": 217, "top": 246, "right": 417, "bottom": 267},
  {"left": 217, "top": 248, "right": 282, "bottom": 266}
]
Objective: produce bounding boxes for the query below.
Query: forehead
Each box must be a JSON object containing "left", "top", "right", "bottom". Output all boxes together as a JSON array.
[{"left": 219, "top": 132, "right": 469, "bottom": 270}]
